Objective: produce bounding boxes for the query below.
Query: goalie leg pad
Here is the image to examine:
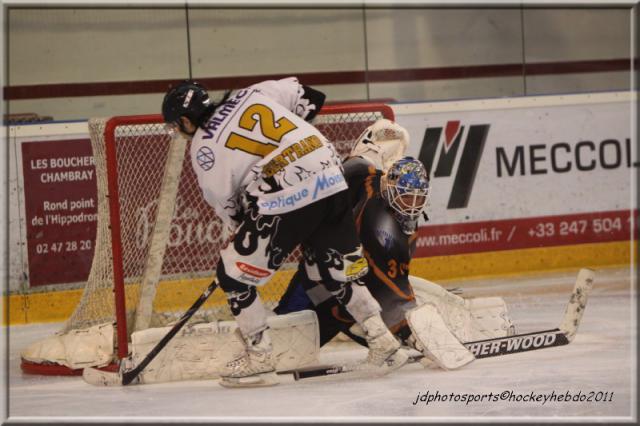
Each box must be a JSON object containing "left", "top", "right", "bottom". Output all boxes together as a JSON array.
[
  {"left": 409, "top": 275, "right": 475, "bottom": 342},
  {"left": 130, "top": 310, "right": 320, "bottom": 384},
  {"left": 465, "top": 297, "right": 515, "bottom": 340},
  {"left": 406, "top": 304, "right": 475, "bottom": 370},
  {"left": 409, "top": 275, "right": 515, "bottom": 341},
  {"left": 21, "top": 323, "right": 114, "bottom": 370}
]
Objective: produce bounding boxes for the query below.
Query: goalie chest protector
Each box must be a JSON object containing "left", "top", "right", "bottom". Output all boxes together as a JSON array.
[{"left": 344, "top": 158, "right": 418, "bottom": 330}]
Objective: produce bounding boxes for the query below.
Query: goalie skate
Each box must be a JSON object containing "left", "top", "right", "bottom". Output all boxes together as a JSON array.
[{"left": 219, "top": 329, "right": 279, "bottom": 388}]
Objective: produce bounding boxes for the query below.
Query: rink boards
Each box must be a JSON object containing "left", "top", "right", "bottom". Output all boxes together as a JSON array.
[{"left": 5, "top": 91, "right": 637, "bottom": 324}]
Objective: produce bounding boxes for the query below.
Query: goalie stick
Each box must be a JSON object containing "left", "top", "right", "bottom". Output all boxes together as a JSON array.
[
  {"left": 82, "top": 279, "right": 219, "bottom": 386},
  {"left": 289, "top": 268, "right": 595, "bottom": 381}
]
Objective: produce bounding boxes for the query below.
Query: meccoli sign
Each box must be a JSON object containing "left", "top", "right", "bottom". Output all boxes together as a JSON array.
[
  {"left": 394, "top": 91, "right": 637, "bottom": 255},
  {"left": 495, "top": 138, "right": 636, "bottom": 176}
]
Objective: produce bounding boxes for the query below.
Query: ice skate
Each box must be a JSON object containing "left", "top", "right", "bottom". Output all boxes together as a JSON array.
[
  {"left": 219, "top": 328, "right": 279, "bottom": 388},
  {"left": 361, "top": 315, "right": 409, "bottom": 372}
]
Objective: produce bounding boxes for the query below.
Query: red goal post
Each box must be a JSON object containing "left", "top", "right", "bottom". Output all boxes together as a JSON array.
[{"left": 20, "top": 102, "right": 394, "bottom": 376}]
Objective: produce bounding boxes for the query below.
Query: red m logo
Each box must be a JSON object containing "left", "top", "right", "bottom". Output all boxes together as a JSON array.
[{"left": 418, "top": 121, "right": 490, "bottom": 209}]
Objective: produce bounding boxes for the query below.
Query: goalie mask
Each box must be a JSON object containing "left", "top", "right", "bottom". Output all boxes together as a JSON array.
[
  {"left": 383, "top": 157, "right": 429, "bottom": 234},
  {"left": 162, "top": 80, "right": 212, "bottom": 135}
]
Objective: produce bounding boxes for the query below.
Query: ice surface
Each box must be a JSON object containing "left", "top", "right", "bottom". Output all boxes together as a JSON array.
[{"left": 4, "top": 267, "right": 636, "bottom": 422}]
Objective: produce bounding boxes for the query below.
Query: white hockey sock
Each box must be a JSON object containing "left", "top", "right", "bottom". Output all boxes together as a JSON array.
[
  {"left": 343, "top": 283, "right": 382, "bottom": 324},
  {"left": 226, "top": 289, "right": 269, "bottom": 338}
]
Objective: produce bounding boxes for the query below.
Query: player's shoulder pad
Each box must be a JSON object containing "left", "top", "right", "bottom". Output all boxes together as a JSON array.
[
  {"left": 300, "top": 85, "right": 325, "bottom": 121},
  {"left": 248, "top": 77, "right": 325, "bottom": 122}
]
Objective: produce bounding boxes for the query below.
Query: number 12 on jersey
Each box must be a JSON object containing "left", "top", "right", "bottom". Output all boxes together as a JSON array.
[{"left": 225, "top": 104, "right": 298, "bottom": 157}]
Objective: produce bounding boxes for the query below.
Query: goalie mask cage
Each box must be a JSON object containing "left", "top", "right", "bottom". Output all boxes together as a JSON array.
[{"left": 20, "top": 103, "right": 395, "bottom": 375}]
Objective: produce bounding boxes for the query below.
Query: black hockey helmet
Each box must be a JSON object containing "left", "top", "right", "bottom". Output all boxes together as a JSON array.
[{"left": 162, "top": 80, "right": 212, "bottom": 130}]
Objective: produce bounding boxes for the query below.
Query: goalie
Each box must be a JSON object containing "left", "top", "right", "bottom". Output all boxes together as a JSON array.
[{"left": 276, "top": 120, "right": 515, "bottom": 370}]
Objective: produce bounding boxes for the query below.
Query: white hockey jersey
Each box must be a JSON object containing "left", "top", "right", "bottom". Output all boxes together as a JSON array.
[{"left": 190, "top": 77, "right": 347, "bottom": 228}]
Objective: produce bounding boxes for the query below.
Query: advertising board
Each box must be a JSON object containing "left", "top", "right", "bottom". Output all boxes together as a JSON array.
[{"left": 394, "top": 93, "right": 636, "bottom": 257}]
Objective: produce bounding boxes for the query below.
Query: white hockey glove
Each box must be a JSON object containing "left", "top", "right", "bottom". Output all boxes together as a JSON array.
[{"left": 348, "top": 119, "right": 409, "bottom": 171}]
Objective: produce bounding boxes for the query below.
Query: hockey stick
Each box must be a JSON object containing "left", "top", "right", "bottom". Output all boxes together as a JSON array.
[
  {"left": 82, "top": 279, "right": 219, "bottom": 386},
  {"left": 290, "top": 268, "right": 594, "bottom": 380},
  {"left": 290, "top": 328, "right": 569, "bottom": 380}
]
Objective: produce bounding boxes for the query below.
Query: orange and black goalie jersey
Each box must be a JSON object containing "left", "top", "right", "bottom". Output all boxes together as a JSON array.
[{"left": 275, "top": 156, "right": 418, "bottom": 346}]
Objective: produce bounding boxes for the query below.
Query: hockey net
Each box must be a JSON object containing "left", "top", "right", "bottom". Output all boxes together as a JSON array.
[{"left": 20, "top": 103, "right": 394, "bottom": 375}]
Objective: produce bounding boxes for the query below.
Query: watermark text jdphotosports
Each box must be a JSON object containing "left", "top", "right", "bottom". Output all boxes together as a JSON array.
[{"left": 412, "top": 390, "right": 614, "bottom": 406}]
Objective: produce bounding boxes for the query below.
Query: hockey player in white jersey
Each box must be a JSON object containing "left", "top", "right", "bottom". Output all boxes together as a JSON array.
[{"left": 161, "top": 77, "right": 408, "bottom": 387}]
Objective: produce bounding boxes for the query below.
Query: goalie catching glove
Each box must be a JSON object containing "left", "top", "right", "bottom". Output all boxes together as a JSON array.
[{"left": 349, "top": 118, "right": 409, "bottom": 171}]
